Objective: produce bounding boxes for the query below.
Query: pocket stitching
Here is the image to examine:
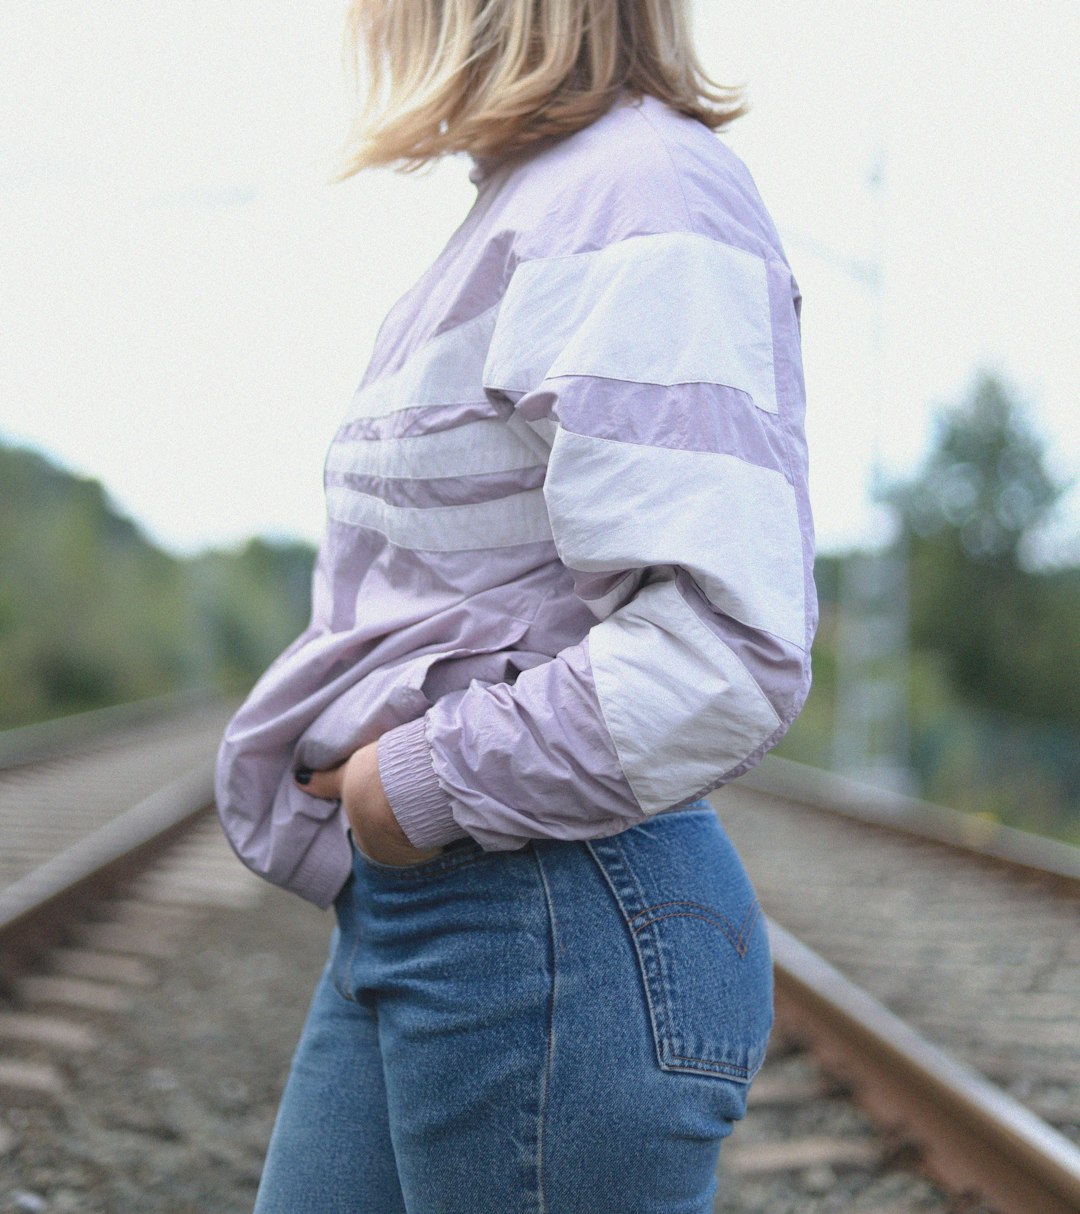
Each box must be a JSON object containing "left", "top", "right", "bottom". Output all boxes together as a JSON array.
[
  {"left": 587, "top": 835, "right": 683, "bottom": 1073},
  {"left": 662, "top": 1053, "right": 753, "bottom": 1076},
  {"left": 628, "top": 899, "right": 760, "bottom": 957},
  {"left": 587, "top": 834, "right": 769, "bottom": 1082}
]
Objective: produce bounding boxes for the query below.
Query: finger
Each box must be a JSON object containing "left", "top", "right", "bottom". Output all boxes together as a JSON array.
[{"left": 294, "top": 764, "right": 342, "bottom": 800}]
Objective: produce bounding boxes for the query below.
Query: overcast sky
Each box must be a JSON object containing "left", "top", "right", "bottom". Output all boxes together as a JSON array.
[{"left": 2, "top": 1, "right": 1077, "bottom": 562}]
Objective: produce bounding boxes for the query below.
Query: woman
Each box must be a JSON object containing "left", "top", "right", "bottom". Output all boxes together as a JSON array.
[{"left": 216, "top": 1, "right": 816, "bottom": 1210}]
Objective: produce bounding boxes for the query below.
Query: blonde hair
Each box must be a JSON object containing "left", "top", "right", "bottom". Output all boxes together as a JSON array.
[{"left": 333, "top": 0, "right": 748, "bottom": 180}]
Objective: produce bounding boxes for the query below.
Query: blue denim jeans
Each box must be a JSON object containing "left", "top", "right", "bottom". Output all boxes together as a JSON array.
[{"left": 253, "top": 801, "right": 773, "bottom": 1213}]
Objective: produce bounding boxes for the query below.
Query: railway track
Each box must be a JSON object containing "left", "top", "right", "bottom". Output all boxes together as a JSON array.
[
  {"left": 0, "top": 699, "right": 236, "bottom": 979},
  {"left": 713, "top": 758, "right": 1080, "bottom": 1214},
  {"left": 1, "top": 704, "right": 1078, "bottom": 1212},
  {"left": 0, "top": 696, "right": 235, "bottom": 890}
]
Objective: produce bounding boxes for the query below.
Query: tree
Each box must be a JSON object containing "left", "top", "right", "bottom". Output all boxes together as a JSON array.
[
  {"left": 0, "top": 439, "right": 316, "bottom": 728},
  {"left": 890, "top": 369, "right": 1064, "bottom": 566},
  {"left": 884, "top": 369, "right": 1078, "bottom": 725}
]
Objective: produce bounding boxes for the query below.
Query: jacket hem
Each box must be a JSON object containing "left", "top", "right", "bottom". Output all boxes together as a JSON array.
[{"left": 288, "top": 823, "right": 353, "bottom": 910}]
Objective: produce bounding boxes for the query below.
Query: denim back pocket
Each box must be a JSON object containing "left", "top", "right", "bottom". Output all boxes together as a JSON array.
[{"left": 586, "top": 807, "right": 773, "bottom": 1083}]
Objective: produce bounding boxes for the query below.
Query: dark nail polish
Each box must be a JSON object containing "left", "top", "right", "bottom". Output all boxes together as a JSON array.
[{"left": 295, "top": 766, "right": 312, "bottom": 786}]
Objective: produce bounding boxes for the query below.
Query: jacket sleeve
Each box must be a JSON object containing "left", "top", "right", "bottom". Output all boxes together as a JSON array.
[{"left": 375, "top": 230, "right": 817, "bottom": 850}]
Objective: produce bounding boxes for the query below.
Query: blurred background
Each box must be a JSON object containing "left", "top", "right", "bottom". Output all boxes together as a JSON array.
[{"left": 2, "top": 0, "right": 1077, "bottom": 840}]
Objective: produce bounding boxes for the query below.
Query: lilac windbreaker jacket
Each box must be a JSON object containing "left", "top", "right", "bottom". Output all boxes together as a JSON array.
[{"left": 214, "top": 91, "right": 817, "bottom": 908}]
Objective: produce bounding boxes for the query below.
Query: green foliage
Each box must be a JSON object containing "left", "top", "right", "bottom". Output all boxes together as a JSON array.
[
  {"left": 905, "top": 649, "right": 1080, "bottom": 842},
  {"left": 187, "top": 538, "right": 318, "bottom": 692},
  {"left": 0, "top": 440, "right": 315, "bottom": 729},
  {"left": 889, "top": 369, "right": 1064, "bottom": 564},
  {"left": 884, "top": 369, "right": 1079, "bottom": 727},
  {"left": 809, "top": 552, "right": 842, "bottom": 608},
  {"left": 781, "top": 368, "right": 1080, "bottom": 842}
]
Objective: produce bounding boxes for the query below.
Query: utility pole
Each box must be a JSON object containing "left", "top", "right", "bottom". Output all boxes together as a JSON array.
[
  {"left": 780, "top": 146, "right": 914, "bottom": 792},
  {"left": 831, "top": 146, "right": 914, "bottom": 792}
]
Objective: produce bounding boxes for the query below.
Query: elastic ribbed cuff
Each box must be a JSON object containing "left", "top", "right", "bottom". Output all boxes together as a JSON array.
[{"left": 376, "top": 717, "right": 470, "bottom": 850}]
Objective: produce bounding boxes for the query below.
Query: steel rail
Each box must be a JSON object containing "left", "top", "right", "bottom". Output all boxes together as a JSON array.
[
  {"left": 5, "top": 720, "right": 1079, "bottom": 1211},
  {"left": 743, "top": 754, "right": 1080, "bottom": 890},
  {"left": 0, "top": 760, "right": 216, "bottom": 980},
  {"left": 769, "top": 919, "right": 1080, "bottom": 1214},
  {"left": 0, "top": 689, "right": 223, "bottom": 772}
]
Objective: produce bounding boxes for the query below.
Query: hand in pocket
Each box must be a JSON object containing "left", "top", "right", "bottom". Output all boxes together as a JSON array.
[{"left": 294, "top": 742, "right": 443, "bottom": 868}]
